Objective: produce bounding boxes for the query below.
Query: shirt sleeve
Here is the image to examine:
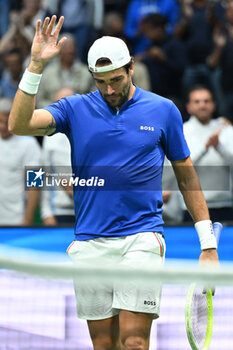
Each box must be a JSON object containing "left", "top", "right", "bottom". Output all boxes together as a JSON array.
[
  {"left": 43, "top": 98, "right": 70, "bottom": 135},
  {"left": 164, "top": 102, "right": 190, "bottom": 161}
]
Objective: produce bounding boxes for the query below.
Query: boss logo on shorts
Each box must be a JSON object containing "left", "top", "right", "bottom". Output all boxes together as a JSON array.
[{"left": 144, "top": 300, "right": 156, "bottom": 306}]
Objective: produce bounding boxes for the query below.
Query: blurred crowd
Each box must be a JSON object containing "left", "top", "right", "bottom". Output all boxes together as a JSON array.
[{"left": 0, "top": 0, "right": 233, "bottom": 226}]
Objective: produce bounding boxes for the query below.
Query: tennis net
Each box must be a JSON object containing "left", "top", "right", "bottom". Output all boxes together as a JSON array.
[{"left": 0, "top": 247, "right": 233, "bottom": 350}]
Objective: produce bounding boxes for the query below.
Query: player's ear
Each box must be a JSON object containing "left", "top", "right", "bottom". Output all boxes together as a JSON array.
[{"left": 129, "top": 59, "right": 134, "bottom": 77}]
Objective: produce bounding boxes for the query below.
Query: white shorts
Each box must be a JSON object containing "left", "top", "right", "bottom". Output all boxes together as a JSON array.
[{"left": 67, "top": 231, "right": 166, "bottom": 320}]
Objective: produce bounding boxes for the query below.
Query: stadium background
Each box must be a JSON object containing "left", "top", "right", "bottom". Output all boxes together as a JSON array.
[{"left": 1, "top": 1, "right": 233, "bottom": 349}]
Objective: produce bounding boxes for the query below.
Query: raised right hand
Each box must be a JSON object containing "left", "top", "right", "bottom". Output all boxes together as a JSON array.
[{"left": 29, "top": 15, "right": 67, "bottom": 73}]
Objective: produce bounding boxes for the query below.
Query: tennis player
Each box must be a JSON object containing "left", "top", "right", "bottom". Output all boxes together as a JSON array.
[{"left": 8, "top": 16, "right": 219, "bottom": 350}]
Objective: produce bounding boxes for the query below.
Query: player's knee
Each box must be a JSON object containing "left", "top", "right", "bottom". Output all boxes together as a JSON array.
[
  {"left": 121, "top": 335, "right": 148, "bottom": 350},
  {"left": 92, "top": 336, "right": 119, "bottom": 350}
]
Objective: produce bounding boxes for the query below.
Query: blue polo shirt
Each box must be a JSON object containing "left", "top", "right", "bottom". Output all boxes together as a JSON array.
[{"left": 44, "top": 86, "right": 190, "bottom": 240}]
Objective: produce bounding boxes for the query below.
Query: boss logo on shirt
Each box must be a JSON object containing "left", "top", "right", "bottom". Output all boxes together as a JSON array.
[{"left": 140, "top": 126, "right": 155, "bottom": 131}]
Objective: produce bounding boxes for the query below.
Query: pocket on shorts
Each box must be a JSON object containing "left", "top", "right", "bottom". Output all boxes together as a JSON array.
[
  {"left": 152, "top": 232, "right": 165, "bottom": 258},
  {"left": 66, "top": 241, "right": 78, "bottom": 256},
  {"left": 128, "top": 232, "right": 166, "bottom": 258}
]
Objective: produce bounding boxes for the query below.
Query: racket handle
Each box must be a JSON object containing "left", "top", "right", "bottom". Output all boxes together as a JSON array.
[{"left": 213, "top": 222, "right": 223, "bottom": 245}]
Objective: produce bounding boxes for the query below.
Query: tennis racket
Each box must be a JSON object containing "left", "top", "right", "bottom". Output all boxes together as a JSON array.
[{"left": 185, "top": 222, "right": 223, "bottom": 350}]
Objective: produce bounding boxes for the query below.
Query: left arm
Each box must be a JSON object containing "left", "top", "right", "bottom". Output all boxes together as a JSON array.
[
  {"left": 172, "top": 156, "right": 209, "bottom": 222},
  {"left": 172, "top": 156, "right": 219, "bottom": 263}
]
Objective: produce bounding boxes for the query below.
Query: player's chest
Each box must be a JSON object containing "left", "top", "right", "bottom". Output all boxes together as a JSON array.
[{"left": 72, "top": 110, "right": 163, "bottom": 153}]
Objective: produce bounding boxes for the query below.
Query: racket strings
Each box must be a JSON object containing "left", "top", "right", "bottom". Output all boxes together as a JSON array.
[{"left": 191, "top": 286, "right": 208, "bottom": 348}]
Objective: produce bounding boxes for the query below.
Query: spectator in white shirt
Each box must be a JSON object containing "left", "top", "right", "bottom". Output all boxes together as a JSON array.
[
  {"left": 182, "top": 85, "right": 233, "bottom": 222},
  {"left": 0, "top": 97, "right": 41, "bottom": 225}
]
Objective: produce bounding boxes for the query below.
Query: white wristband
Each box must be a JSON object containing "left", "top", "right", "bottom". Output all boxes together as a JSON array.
[
  {"left": 195, "top": 220, "right": 217, "bottom": 250},
  {"left": 19, "top": 69, "right": 42, "bottom": 95}
]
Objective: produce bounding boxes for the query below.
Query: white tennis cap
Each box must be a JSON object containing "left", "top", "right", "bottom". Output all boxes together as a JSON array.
[{"left": 88, "top": 36, "right": 131, "bottom": 73}]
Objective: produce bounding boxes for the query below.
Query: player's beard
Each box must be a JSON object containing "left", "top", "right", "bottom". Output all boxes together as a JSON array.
[{"left": 102, "top": 79, "right": 131, "bottom": 109}]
